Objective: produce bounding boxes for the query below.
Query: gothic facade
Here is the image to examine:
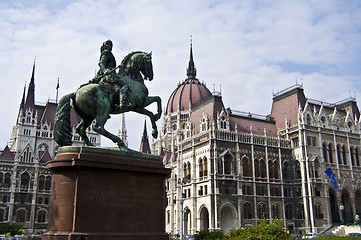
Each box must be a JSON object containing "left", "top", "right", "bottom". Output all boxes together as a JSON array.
[
  {"left": 152, "top": 46, "right": 361, "bottom": 235},
  {"left": 0, "top": 63, "right": 100, "bottom": 234}
]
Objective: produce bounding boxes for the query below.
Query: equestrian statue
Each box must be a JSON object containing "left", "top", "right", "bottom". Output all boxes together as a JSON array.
[{"left": 53, "top": 39, "right": 161, "bottom": 150}]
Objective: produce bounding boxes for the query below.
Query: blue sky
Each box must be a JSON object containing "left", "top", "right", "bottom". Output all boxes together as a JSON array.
[{"left": 0, "top": 0, "right": 360, "bottom": 150}]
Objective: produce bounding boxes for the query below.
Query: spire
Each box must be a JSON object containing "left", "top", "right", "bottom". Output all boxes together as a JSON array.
[
  {"left": 20, "top": 84, "right": 26, "bottom": 110},
  {"left": 117, "top": 113, "right": 128, "bottom": 147},
  {"left": 24, "top": 60, "right": 36, "bottom": 110},
  {"left": 186, "top": 36, "right": 197, "bottom": 79},
  {"left": 139, "top": 120, "right": 151, "bottom": 154}
]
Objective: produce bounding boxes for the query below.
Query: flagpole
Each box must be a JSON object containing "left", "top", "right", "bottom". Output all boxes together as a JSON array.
[{"left": 56, "top": 77, "right": 59, "bottom": 104}]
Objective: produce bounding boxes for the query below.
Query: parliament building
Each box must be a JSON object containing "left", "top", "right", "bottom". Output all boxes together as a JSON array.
[
  {"left": 0, "top": 63, "right": 100, "bottom": 233},
  {"left": 152, "top": 45, "right": 361, "bottom": 235}
]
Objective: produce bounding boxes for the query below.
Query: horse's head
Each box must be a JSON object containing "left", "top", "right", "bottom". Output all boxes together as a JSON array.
[
  {"left": 139, "top": 52, "right": 153, "bottom": 81},
  {"left": 120, "top": 51, "right": 154, "bottom": 81}
]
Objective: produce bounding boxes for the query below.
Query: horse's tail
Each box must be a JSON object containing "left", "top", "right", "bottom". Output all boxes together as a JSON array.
[{"left": 54, "top": 92, "right": 75, "bottom": 146}]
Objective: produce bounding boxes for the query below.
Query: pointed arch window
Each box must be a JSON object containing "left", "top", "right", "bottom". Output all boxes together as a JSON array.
[
  {"left": 4, "top": 173, "right": 11, "bottom": 188},
  {"left": 199, "top": 158, "right": 204, "bottom": 178},
  {"left": 242, "top": 157, "right": 250, "bottom": 177},
  {"left": 243, "top": 202, "right": 253, "bottom": 219},
  {"left": 37, "top": 210, "right": 47, "bottom": 223},
  {"left": 322, "top": 142, "right": 328, "bottom": 162},
  {"left": 306, "top": 114, "right": 311, "bottom": 125},
  {"left": 268, "top": 161, "right": 274, "bottom": 179},
  {"left": 257, "top": 202, "right": 268, "bottom": 219},
  {"left": 315, "top": 204, "right": 323, "bottom": 219},
  {"left": 342, "top": 145, "right": 347, "bottom": 165},
  {"left": 260, "top": 160, "right": 266, "bottom": 178},
  {"left": 38, "top": 175, "right": 45, "bottom": 190},
  {"left": 350, "top": 147, "right": 355, "bottom": 166},
  {"left": 272, "top": 204, "right": 280, "bottom": 219},
  {"left": 337, "top": 145, "right": 342, "bottom": 164},
  {"left": 274, "top": 161, "right": 279, "bottom": 179},
  {"left": 283, "top": 161, "right": 289, "bottom": 180},
  {"left": 224, "top": 154, "right": 232, "bottom": 174},
  {"left": 328, "top": 143, "right": 333, "bottom": 163},
  {"left": 297, "top": 204, "right": 304, "bottom": 219},
  {"left": 20, "top": 172, "right": 30, "bottom": 190},
  {"left": 285, "top": 204, "right": 293, "bottom": 219},
  {"left": 356, "top": 147, "right": 360, "bottom": 166},
  {"left": 203, "top": 157, "right": 208, "bottom": 177},
  {"left": 16, "top": 209, "right": 26, "bottom": 222},
  {"left": 254, "top": 159, "right": 260, "bottom": 178}
]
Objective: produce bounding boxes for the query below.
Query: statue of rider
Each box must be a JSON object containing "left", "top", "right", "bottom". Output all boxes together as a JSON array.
[{"left": 92, "top": 39, "right": 130, "bottom": 109}]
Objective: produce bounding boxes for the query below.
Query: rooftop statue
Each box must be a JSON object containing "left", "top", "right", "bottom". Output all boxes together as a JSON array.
[{"left": 54, "top": 40, "right": 161, "bottom": 150}]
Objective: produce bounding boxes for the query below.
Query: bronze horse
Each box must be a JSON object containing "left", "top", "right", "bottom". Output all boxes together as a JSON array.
[{"left": 54, "top": 51, "right": 161, "bottom": 149}]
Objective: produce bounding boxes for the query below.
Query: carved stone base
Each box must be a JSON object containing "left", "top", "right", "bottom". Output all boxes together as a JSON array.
[{"left": 42, "top": 147, "right": 170, "bottom": 240}]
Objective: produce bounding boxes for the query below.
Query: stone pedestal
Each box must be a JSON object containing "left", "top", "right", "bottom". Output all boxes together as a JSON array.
[{"left": 43, "top": 146, "right": 170, "bottom": 240}]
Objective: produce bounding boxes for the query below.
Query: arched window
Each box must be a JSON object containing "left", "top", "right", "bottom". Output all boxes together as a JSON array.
[
  {"left": 350, "top": 147, "right": 355, "bottom": 166},
  {"left": 273, "top": 161, "right": 279, "bottom": 179},
  {"left": 306, "top": 114, "right": 311, "bottom": 125},
  {"left": 337, "top": 145, "right": 342, "bottom": 164},
  {"left": 356, "top": 147, "right": 360, "bottom": 166},
  {"left": 322, "top": 143, "right": 328, "bottom": 162},
  {"left": 243, "top": 202, "right": 253, "bottom": 219},
  {"left": 254, "top": 159, "right": 260, "bottom": 177},
  {"left": 242, "top": 158, "right": 250, "bottom": 177},
  {"left": 38, "top": 175, "right": 45, "bottom": 190},
  {"left": 315, "top": 204, "right": 323, "bottom": 219},
  {"left": 268, "top": 161, "right": 274, "bottom": 179},
  {"left": 203, "top": 157, "right": 208, "bottom": 176},
  {"left": 4, "top": 173, "right": 11, "bottom": 188},
  {"left": 224, "top": 154, "right": 232, "bottom": 174},
  {"left": 257, "top": 202, "right": 268, "bottom": 219},
  {"left": 285, "top": 204, "right": 293, "bottom": 219},
  {"left": 0, "top": 173, "right": 3, "bottom": 188},
  {"left": 16, "top": 209, "right": 26, "bottom": 222},
  {"left": 283, "top": 161, "right": 289, "bottom": 180},
  {"left": 328, "top": 143, "right": 333, "bottom": 163},
  {"left": 342, "top": 145, "right": 347, "bottom": 165},
  {"left": 199, "top": 159, "right": 204, "bottom": 178},
  {"left": 272, "top": 204, "right": 280, "bottom": 219},
  {"left": 260, "top": 160, "right": 266, "bottom": 178},
  {"left": 20, "top": 173, "right": 30, "bottom": 189},
  {"left": 297, "top": 204, "right": 304, "bottom": 219},
  {"left": 45, "top": 176, "right": 52, "bottom": 190},
  {"left": 37, "top": 210, "right": 47, "bottom": 223},
  {"left": 314, "top": 159, "right": 320, "bottom": 178}
]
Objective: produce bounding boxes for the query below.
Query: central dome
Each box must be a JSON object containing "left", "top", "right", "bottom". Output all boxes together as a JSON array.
[{"left": 166, "top": 45, "right": 212, "bottom": 114}]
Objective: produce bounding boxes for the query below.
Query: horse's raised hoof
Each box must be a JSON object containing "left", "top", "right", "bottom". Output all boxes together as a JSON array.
[{"left": 152, "top": 129, "right": 158, "bottom": 139}]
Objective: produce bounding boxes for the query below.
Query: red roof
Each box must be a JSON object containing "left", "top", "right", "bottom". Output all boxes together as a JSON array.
[
  {"left": 40, "top": 150, "right": 52, "bottom": 163},
  {"left": 0, "top": 146, "right": 15, "bottom": 159}
]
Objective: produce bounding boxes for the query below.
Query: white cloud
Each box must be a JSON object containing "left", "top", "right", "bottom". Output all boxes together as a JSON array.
[{"left": 0, "top": 0, "right": 360, "bottom": 150}]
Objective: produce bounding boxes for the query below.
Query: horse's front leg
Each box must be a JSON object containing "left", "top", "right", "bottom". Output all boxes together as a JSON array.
[
  {"left": 134, "top": 107, "right": 158, "bottom": 139},
  {"left": 142, "top": 96, "right": 162, "bottom": 121}
]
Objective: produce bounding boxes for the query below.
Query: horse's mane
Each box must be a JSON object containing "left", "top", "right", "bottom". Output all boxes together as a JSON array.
[{"left": 120, "top": 51, "right": 144, "bottom": 67}]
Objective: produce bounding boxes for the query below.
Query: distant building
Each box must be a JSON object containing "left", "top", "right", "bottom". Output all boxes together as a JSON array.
[
  {"left": 152, "top": 44, "right": 361, "bottom": 235},
  {"left": 0, "top": 62, "right": 100, "bottom": 234}
]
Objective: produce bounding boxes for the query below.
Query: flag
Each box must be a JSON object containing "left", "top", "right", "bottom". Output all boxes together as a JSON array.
[
  {"left": 56, "top": 77, "right": 59, "bottom": 89},
  {"left": 325, "top": 168, "right": 338, "bottom": 189}
]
